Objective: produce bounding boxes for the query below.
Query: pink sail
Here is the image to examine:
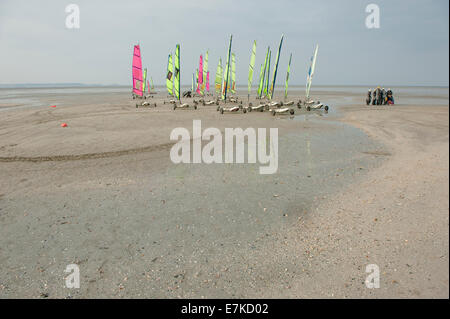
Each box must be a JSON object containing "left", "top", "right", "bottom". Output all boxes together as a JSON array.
[
  {"left": 206, "top": 71, "right": 210, "bottom": 92},
  {"left": 196, "top": 55, "right": 203, "bottom": 95},
  {"left": 132, "top": 45, "right": 143, "bottom": 96}
]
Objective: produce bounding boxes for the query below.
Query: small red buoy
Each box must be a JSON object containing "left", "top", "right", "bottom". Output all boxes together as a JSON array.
[
  {"left": 61, "top": 123, "right": 67, "bottom": 127},
  {"left": 50, "top": 105, "right": 56, "bottom": 108}
]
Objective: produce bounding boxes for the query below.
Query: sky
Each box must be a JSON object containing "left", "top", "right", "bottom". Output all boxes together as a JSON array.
[{"left": 0, "top": 0, "right": 448, "bottom": 86}]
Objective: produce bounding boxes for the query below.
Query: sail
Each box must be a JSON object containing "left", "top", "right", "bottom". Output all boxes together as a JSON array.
[
  {"left": 166, "top": 54, "right": 173, "bottom": 96},
  {"left": 225, "top": 62, "right": 230, "bottom": 90},
  {"left": 150, "top": 77, "right": 154, "bottom": 90},
  {"left": 285, "top": 53, "right": 292, "bottom": 99},
  {"left": 269, "top": 35, "right": 284, "bottom": 100},
  {"left": 174, "top": 44, "right": 180, "bottom": 100},
  {"left": 221, "top": 35, "right": 232, "bottom": 100},
  {"left": 258, "top": 47, "right": 269, "bottom": 98},
  {"left": 231, "top": 53, "right": 236, "bottom": 94},
  {"left": 203, "top": 51, "right": 209, "bottom": 93},
  {"left": 132, "top": 45, "right": 143, "bottom": 96},
  {"left": 264, "top": 50, "right": 271, "bottom": 97},
  {"left": 143, "top": 68, "right": 147, "bottom": 93},
  {"left": 248, "top": 40, "right": 256, "bottom": 95},
  {"left": 196, "top": 69, "right": 199, "bottom": 91},
  {"left": 257, "top": 63, "right": 264, "bottom": 97},
  {"left": 306, "top": 44, "right": 319, "bottom": 100},
  {"left": 147, "top": 80, "right": 150, "bottom": 93},
  {"left": 192, "top": 73, "right": 194, "bottom": 92},
  {"left": 215, "top": 58, "right": 222, "bottom": 94},
  {"left": 206, "top": 72, "right": 210, "bottom": 92},
  {"left": 196, "top": 55, "right": 203, "bottom": 95}
]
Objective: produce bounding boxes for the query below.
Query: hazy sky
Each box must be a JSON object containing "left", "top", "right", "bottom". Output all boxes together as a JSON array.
[{"left": 0, "top": 0, "right": 448, "bottom": 86}]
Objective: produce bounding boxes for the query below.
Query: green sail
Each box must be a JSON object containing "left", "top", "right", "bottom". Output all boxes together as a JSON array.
[
  {"left": 196, "top": 68, "right": 198, "bottom": 91},
  {"left": 166, "top": 54, "right": 173, "bottom": 96},
  {"left": 215, "top": 58, "right": 222, "bottom": 95},
  {"left": 285, "top": 53, "right": 292, "bottom": 99},
  {"left": 174, "top": 44, "right": 180, "bottom": 101},
  {"left": 231, "top": 52, "right": 236, "bottom": 94},
  {"left": 257, "top": 63, "right": 264, "bottom": 98},
  {"left": 248, "top": 40, "right": 256, "bottom": 96},
  {"left": 264, "top": 50, "right": 271, "bottom": 98},
  {"left": 143, "top": 68, "right": 147, "bottom": 93},
  {"left": 269, "top": 35, "right": 284, "bottom": 100},
  {"left": 258, "top": 47, "right": 269, "bottom": 98},
  {"left": 222, "top": 35, "right": 232, "bottom": 100},
  {"left": 150, "top": 77, "right": 154, "bottom": 90}
]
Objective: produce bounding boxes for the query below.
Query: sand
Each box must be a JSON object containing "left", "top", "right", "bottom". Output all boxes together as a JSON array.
[{"left": 0, "top": 87, "right": 448, "bottom": 298}]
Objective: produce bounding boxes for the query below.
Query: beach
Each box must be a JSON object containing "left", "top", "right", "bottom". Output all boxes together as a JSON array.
[{"left": 0, "top": 86, "right": 448, "bottom": 298}]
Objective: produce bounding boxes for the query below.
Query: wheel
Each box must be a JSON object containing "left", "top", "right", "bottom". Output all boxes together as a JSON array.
[
  {"left": 260, "top": 107, "right": 264, "bottom": 112},
  {"left": 243, "top": 108, "right": 247, "bottom": 114},
  {"left": 247, "top": 107, "right": 252, "bottom": 112},
  {"left": 133, "top": 96, "right": 135, "bottom": 100},
  {"left": 194, "top": 105, "right": 197, "bottom": 110},
  {"left": 272, "top": 110, "right": 276, "bottom": 116},
  {"left": 217, "top": 106, "right": 220, "bottom": 111},
  {"left": 154, "top": 103, "right": 157, "bottom": 107},
  {"left": 324, "top": 105, "right": 329, "bottom": 111},
  {"left": 289, "top": 109, "right": 295, "bottom": 115},
  {"left": 297, "top": 102, "right": 301, "bottom": 109},
  {"left": 216, "top": 101, "right": 219, "bottom": 105},
  {"left": 220, "top": 107, "right": 224, "bottom": 114},
  {"left": 280, "top": 101, "right": 283, "bottom": 106},
  {"left": 173, "top": 105, "right": 176, "bottom": 110},
  {"left": 306, "top": 106, "right": 311, "bottom": 111}
]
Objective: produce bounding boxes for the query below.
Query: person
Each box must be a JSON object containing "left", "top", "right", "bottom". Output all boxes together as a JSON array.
[
  {"left": 386, "top": 88, "right": 394, "bottom": 104},
  {"left": 381, "top": 88, "right": 386, "bottom": 105},
  {"left": 366, "top": 89, "right": 372, "bottom": 105},
  {"left": 372, "top": 88, "right": 377, "bottom": 105},
  {"left": 376, "top": 86, "right": 382, "bottom": 105}
]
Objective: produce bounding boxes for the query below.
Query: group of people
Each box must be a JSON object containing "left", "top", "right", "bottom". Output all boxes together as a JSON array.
[{"left": 366, "top": 87, "right": 394, "bottom": 105}]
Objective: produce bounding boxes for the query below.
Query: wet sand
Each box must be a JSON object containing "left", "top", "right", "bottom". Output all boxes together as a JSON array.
[{"left": 0, "top": 87, "right": 448, "bottom": 298}]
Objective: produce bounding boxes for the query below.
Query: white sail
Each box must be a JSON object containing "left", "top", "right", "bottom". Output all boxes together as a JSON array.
[{"left": 306, "top": 44, "right": 319, "bottom": 100}]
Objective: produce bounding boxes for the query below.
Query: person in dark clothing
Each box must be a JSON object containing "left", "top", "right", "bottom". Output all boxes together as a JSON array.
[
  {"left": 376, "top": 86, "right": 382, "bottom": 105},
  {"left": 381, "top": 88, "right": 386, "bottom": 105},
  {"left": 366, "top": 89, "right": 372, "bottom": 105}
]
